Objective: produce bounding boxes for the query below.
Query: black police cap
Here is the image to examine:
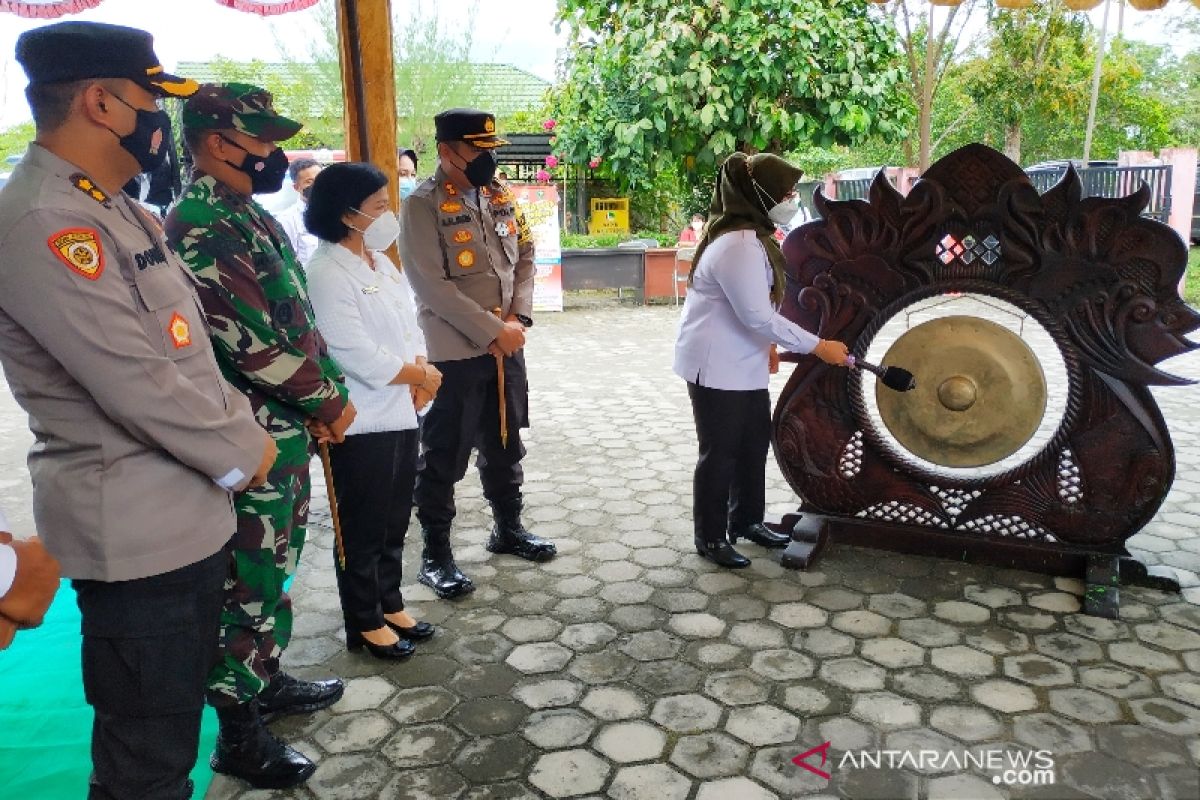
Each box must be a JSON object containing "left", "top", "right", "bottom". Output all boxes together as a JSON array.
[
  {"left": 434, "top": 108, "right": 508, "bottom": 149},
  {"left": 16, "top": 21, "right": 198, "bottom": 98}
]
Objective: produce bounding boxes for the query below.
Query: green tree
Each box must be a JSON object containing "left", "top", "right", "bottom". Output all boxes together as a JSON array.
[
  {"left": 0, "top": 121, "right": 34, "bottom": 163},
  {"left": 551, "top": 0, "right": 912, "bottom": 194}
]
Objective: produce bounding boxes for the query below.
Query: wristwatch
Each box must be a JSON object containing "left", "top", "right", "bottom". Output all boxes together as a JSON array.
[{"left": 515, "top": 314, "right": 533, "bottom": 328}]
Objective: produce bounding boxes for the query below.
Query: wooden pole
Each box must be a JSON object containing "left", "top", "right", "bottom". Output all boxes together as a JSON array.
[{"left": 336, "top": 0, "right": 399, "bottom": 215}]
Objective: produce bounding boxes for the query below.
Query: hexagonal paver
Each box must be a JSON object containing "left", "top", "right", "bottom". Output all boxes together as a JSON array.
[
  {"left": 601, "top": 581, "right": 655, "bottom": 605},
  {"left": 506, "top": 642, "right": 573, "bottom": 674},
  {"left": 568, "top": 650, "right": 637, "bottom": 684},
  {"left": 898, "top": 618, "right": 962, "bottom": 647},
  {"left": 861, "top": 637, "right": 925, "bottom": 668},
  {"left": 447, "top": 632, "right": 515, "bottom": 664},
  {"left": 1129, "top": 698, "right": 1200, "bottom": 735},
  {"left": 529, "top": 749, "right": 610, "bottom": 797},
  {"left": 931, "top": 645, "right": 995, "bottom": 677},
  {"left": 892, "top": 668, "right": 962, "bottom": 702},
  {"left": 963, "top": 585, "right": 1022, "bottom": 608},
  {"left": 449, "top": 697, "right": 527, "bottom": 736},
  {"left": 781, "top": 685, "right": 838, "bottom": 716},
  {"left": 1096, "top": 724, "right": 1193, "bottom": 768},
  {"left": 868, "top": 592, "right": 929, "bottom": 619},
  {"left": 725, "top": 704, "right": 801, "bottom": 746},
  {"left": 307, "top": 754, "right": 392, "bottom": 800},
  {"left": 749, "top": 648, "right": 815, "bottom": 681},
  {"left": 1003, "top": 654, "right": 1075, "bottom": 687},
  {"left": 314, "top": 710, "right": 395, "bottom": 753},
  {"left": 381, "top": 766, "right": 469, "bottom": 800},
  {"left": 501, "top": 616, "right": 564, "bottom": 643},
  {"left": 883, "top": 728, "right": 961, "bottom": 774},
  {"left": 832, "top": 609, "right": 892, "bottom": 638},
  {"left": 651, "top": 693, "right": 723, "bottom": 733},
  {"left": 768, "top": 602, "right": 828, "bottom": 629},
  {"left": 1028, "top": 591, "right": 1082, "bottom": 613},
  {"left": 1048, "top": 688, "right": 1122, "bottom": 723},
  {"left": 806, "top": 586, "right": 864, "bottom": 611},
  {"left": 619, "top": 629, "right": 683, "bottom": 661},
  {"left": 668, "top": 612, "right": 727, "bottom": 638},
  {"left": 1078, "top": 665, "right": 1155, "bottom": 698},
  {"left": 607, "top": 764, "right": 691, "bottom": 800},
  {"left": 819, "top": 658, "right": 887, "bottom": 692},
  {"left": 1160, "top": 672, "right": 1200, "bottom": 708},
  {"left": 581, "top": 686, "right": 648, "bottom": 721},
  {"left": 331, "top": 676, "right": 396, "bottom": 713},
  {"left": 929, "top": 705, "right": 1003, "bottom": 742},
  {"left": 694, "top": 777, "right": 778, "bottom": 800},
  {"left": 728, "top": 621, "right": 788, "bottom": 650},
  {"left": 383, "top": 686, "right": 458, "bottom": 724},
  {"left": 818, "top": 715, "right": 878, "bottom": 751},
  {"left": 928, "top": 774, "right": 1005, "bottom": 800},
  {"left": 1057, "top": 751, "right": 1156, "bottom": 799},
  {"left": 522, "top": 708, "right": 597, "bottom": 749},
  {"left": 513, "top": 677, "right": 584, "bottom": 709},
  {"left": 669, "top": 732, "right": 751, "bottom": 779},
  {"left": 703, "top": 670, "right": 771, "bottom": 706},
  {"left": 558, "top": 622, "right": 619, "bottom": 652},
  {"left": 850, "top": 692, "right": 922, "bottom": 731},
  {"left": 796, "top": 628, "right": 855, "bottom": 657},
  {"left": 970, "top": 680, "right": 1039, "bottom": 714},
  {"left": 1013, "top": 713, "right": 1093, "bottom": 754},
  {"left": 1108, "top": 642, "right": 1183, "bottom": 673},
  {"left": 381, "top": 722, "right": 463, "bottom": 768},
  {"left": 748, "top": 744, "right": 830, "bottom": 796},
  {"left": 594, "top": 721, "right": 668, "bottom": 763},
  {"left": 1032, "top": 632, "right": 1103, "bottom": 663},
  {"left": 933, "top": 600, "right": 991, "bottom": 624},
  {"left": 453, "top": 734, "right": 536, "bottom": 783},
  {"left": 448, "top": 663, "right": 521, "bottom": 698},
  {"left": 966, "top": 627, "right": 1031, "bottom": 656}
]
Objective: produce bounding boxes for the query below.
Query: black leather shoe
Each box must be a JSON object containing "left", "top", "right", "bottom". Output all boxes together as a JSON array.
[
  {"left": 731, "top": 522, "right": 791, "bottom": 548},
  {"left": 488, "top": 497, "right": 557, "bottom": 562},
  {"left": 418, "top": 554, "right": 476, "bottom": 599},
  {"left": 385, "top": 619, "right": 436, "bottom": 641},
  {"left": 211, "top": 702, "right": 316, "bottom": 790},
  {"left": 694, "top": 538, "right": 751, "bottom": 569},
  {"left": 257, "top": 672, "right": 344, "bottom": 723},
  {"left": 347, "top": 630, "right": 416, "bottom": 660}
]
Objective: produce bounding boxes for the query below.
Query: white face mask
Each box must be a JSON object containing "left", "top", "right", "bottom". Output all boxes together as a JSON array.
[
  {"left": 351, "top": 208, "right": 401, "bottom": 251},
  {"left": 768, "top": 198, "right": 800, "bottom": 226},
  {"left": 691, "top": 220, "right": 704, "bottom": 231}
]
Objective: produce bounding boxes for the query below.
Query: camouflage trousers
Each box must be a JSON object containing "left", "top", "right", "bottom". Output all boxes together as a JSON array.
[{"left": 206, "top": 425, "right": 312, "bottom": 708}]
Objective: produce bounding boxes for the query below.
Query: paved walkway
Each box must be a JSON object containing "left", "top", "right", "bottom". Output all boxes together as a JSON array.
[{"left": 5, "top": 304, "right": 1200, "bottom": 799}]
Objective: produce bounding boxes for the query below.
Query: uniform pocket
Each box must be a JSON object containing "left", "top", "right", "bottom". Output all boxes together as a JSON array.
[{"left": 133, "top": 267, "right": 205, "bottom": 360}]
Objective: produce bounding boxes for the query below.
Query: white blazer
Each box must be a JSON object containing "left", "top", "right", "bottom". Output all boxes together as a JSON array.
[
  {"left": 673, "top": 229, "right": 819, "bottom": 391},
  {"left": 307, "top": 241, "right": 427, "bottom": 434}
]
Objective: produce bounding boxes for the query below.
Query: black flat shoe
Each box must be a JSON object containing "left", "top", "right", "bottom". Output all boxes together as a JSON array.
[
  {"left": 257, "top": 672, "right": 344, "bottom": 723},
  {"left": 694, "top": 539, "right": 751, "bottom": 569},
  {"left": 347, "top": 630, "right": 416, "bottom": 660},
  {"left": 385, "top": 619, "right": 436, "bottom": 641},
  {"left": 731, "top": 522, "right": 791, "bottom": 548}
]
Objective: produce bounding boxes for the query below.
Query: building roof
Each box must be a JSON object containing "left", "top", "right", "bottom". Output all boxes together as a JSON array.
[{"left": 175, "top": 61, "right": 550, "bottom": 119}]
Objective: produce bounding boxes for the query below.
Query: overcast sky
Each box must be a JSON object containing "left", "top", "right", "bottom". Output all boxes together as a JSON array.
[
  {"left": 0, "top": 0, "right": 562, "bottom": 126},
  {"left": 1, "top": 0, "right": 1196, "bottom": 128}
]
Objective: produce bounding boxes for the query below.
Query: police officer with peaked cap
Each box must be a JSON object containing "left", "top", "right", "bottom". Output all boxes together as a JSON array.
[
  {"left": 400, "top": 108, "right": 557, "bottom": 600},
  {"left": 0, "top": 21, "right": 276, "bottom": 799}
]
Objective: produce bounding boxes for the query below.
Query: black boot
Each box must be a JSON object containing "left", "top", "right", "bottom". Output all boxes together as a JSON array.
[
  {"left": 730, "top": 522, "right": 791, "bottom": 548},
  {"left": 694, "top": 537, "right": 751, "bottom": 569},
  {"left": 211, "top": 701, "right": 316, "bottom": 789},
  {"left": 257, "top": 671, "right": 344, "bottom": 723},
  {"left": 418, "top": 526, "right": 475, "bottom": 599},
  {"left": 487, "top": 497, "right": 557, "bottom": 562}
]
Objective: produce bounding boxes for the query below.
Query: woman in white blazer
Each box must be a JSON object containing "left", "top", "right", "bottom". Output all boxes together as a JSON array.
[
  {"left": 674, "top": 152, "right": 849, "bottom": 568},
  {"left": 305, "top": 163, "right": 442, "bottom": 659}
]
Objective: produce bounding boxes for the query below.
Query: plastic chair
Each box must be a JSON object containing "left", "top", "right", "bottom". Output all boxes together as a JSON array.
[{"left": 674, "top": 247, "right": 696, "bottom": 306}]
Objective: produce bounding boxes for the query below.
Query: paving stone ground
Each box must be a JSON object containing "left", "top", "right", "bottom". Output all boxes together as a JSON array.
[{"left": 5, "top": 301, "right": 1200, "bottom": 799}]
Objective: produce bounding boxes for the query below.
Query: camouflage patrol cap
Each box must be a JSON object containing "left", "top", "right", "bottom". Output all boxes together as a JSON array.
[{"left": 182, "top": 82, "right": 302, "bottom": 142}]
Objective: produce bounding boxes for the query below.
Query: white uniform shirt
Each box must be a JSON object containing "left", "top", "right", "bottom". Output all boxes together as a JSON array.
[
  {"left": 276, "top": 201, "right": 319, "bottom": 267},
  {"left": 307, "top": 241, "right": 426, "bottom": 435},
  {"left": 673, "top": 229, "right": 820, "bottom": 390},
  {"left": 0, "top": 507, "right": 13, "bottom": 598}
]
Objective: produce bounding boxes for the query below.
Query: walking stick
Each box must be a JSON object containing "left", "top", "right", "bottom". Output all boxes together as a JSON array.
[
  {"left": 318, "top": 441, "right": 347, "bottom": 570},
  {"left": 492, "top": 308, "right": 508, "bottom": 449}
]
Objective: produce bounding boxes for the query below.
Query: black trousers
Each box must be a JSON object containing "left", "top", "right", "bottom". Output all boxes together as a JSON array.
[
  {"left": 73, "top": 548, "right": 227, "bottom": 800},
  {"left": 687, "top": 381, "right": 771, "bottom": 544},
  {"left": 328, "top": 428, "right": 420, "bottom": 631},
  {"left": 415, "top": 352, "right": 529, "bottom": 530}
]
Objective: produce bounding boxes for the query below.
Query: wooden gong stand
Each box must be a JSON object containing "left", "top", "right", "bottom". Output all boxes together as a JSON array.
[{"left": 770, "top": 144, "right": 1199, "bottom": 618}]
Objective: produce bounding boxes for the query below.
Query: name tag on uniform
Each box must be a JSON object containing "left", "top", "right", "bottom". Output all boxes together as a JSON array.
[
  {"left": 495, "top": 221, "right": 512, "bottom": 238},
  {"left": 362, "top": 285, "right": 381, "bottom": 294}
]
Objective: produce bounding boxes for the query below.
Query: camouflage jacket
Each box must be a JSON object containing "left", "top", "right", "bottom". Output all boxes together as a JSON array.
[{"left": 165, "top": 172, "right": 348, "bottom": 432}]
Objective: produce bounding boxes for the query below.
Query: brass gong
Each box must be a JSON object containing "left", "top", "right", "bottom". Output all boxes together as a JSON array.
[{"left": 875, "top": 315, "right": 1047, "bottom": 468}]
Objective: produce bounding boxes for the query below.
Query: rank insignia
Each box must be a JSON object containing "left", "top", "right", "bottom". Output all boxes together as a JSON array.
[
  {"left": 69, "top": 173, "right": 109, "bottom": 205},
  {"left": 441, "top": 200, "right": 463, "bottom": 214},
  {"left": 453, "top": 230, "right": 473, "bottom": 244},
  {"left": 495, "top": 221, "right": 512, "bottom": 238},
  {"left": 444, "top": 181, "right": 458, "bottom": 196},
  {"left": 48, "top": 228, "right": 105, "bottom": 280},
  {"left": 485, "top": 118, "right": 496, "bottom": 133},
  {"left": 168, "top": 312, "right": 192, "bottom": 349},
  {"left": 457, "top": 250, "right": 476, "bottom": 268}
]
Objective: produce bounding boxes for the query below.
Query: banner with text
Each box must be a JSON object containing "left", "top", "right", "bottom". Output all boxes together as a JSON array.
[{"left": 512, "top": 183, "right": 563, "bottom": 312}]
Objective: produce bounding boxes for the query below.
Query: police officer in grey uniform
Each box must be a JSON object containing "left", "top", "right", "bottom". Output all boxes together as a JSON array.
[
  {"left": 400, "top": 109, "right": 556, "bottom": 599},
  {"left": 0, "top": 22, "right": 275, "bottom": 800}
]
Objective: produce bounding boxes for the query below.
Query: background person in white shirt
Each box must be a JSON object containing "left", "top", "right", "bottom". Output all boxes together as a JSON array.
[
  {"left": 277, "top": 157, "right": 321, "bottom": 267},
  {"left": 305, "top": 162, "right": 443, "bottom": 661},
  {"left": 674, "top": 152, "right": 849, "bottom": 569},
  {"left": 0, "top": 506, "right": 60, "bottom": 650}
]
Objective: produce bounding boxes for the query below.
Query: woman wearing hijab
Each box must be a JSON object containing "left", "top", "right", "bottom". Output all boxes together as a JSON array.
[
  {"left": 674, "top": 152, "right": 849, "bottom": 569},
  {"left": 304, "top": 162, "right": 441, "bottom": 659}
]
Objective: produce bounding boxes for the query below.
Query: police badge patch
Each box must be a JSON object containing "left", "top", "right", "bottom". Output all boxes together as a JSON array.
[
  {"left": 168, "top": 311, "right": 192, "bottom": 349},
  {"left": 48, "top": 228, "right": 105, "bottom": 280}
]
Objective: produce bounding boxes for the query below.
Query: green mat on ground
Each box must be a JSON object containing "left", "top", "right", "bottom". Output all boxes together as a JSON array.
[{"left": 0, "top": 579, "right": 217, "bottom": 799}]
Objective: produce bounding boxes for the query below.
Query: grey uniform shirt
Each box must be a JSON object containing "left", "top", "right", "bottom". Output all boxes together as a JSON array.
[
  {"left": 0, "top": 144, "right": 265, "bottom": 582},
  {"left": 399, "top": 167, "right": 535, "bottom": 362}
]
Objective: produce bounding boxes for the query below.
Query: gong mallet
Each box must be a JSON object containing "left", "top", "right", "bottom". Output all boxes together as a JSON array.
[
  {"left": 847, "top": 355, "right": 917, "bottom": 392},
  {"left": 318, "top": 441, "right": 347, "bottom": 570},
  {"left": 492, "top": 308, "right": 509, "bottom": 448}
]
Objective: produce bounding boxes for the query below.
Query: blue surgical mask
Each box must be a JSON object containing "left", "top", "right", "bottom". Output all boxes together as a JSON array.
[{"left": 399, "top": 176, "right": 417, "bottom": 200}]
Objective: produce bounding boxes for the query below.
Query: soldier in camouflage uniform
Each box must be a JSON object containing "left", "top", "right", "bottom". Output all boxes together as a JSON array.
[{"left": 165, "top": 83, "right": 357, "bottom": 791}]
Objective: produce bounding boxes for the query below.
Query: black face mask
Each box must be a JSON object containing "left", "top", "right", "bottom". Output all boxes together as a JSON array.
[
  {"left": 106, "top": 93, "right": 171, "bottom": 174},
  {"left": 220, "top": 136, "right": 290, "bottom": 194},
  {"left": 449, "top": 147, "right": 497, "bottom": 188},
  {"left": 301, "top": 185, "right": 313, "bottom": 202}
]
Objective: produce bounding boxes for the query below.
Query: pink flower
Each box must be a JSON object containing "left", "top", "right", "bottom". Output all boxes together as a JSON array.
[
  {"left": 535, "top": 169, "right": 551, "bottom": 183},
  {"left": 542, "top": 119, "right": 557, "bottom": 131},
  {"left": 588, "top": 157, "right": 602, "bottom": 169},
  {"left": 545, "top": 155, "right": 559, "bottom": 168}
]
